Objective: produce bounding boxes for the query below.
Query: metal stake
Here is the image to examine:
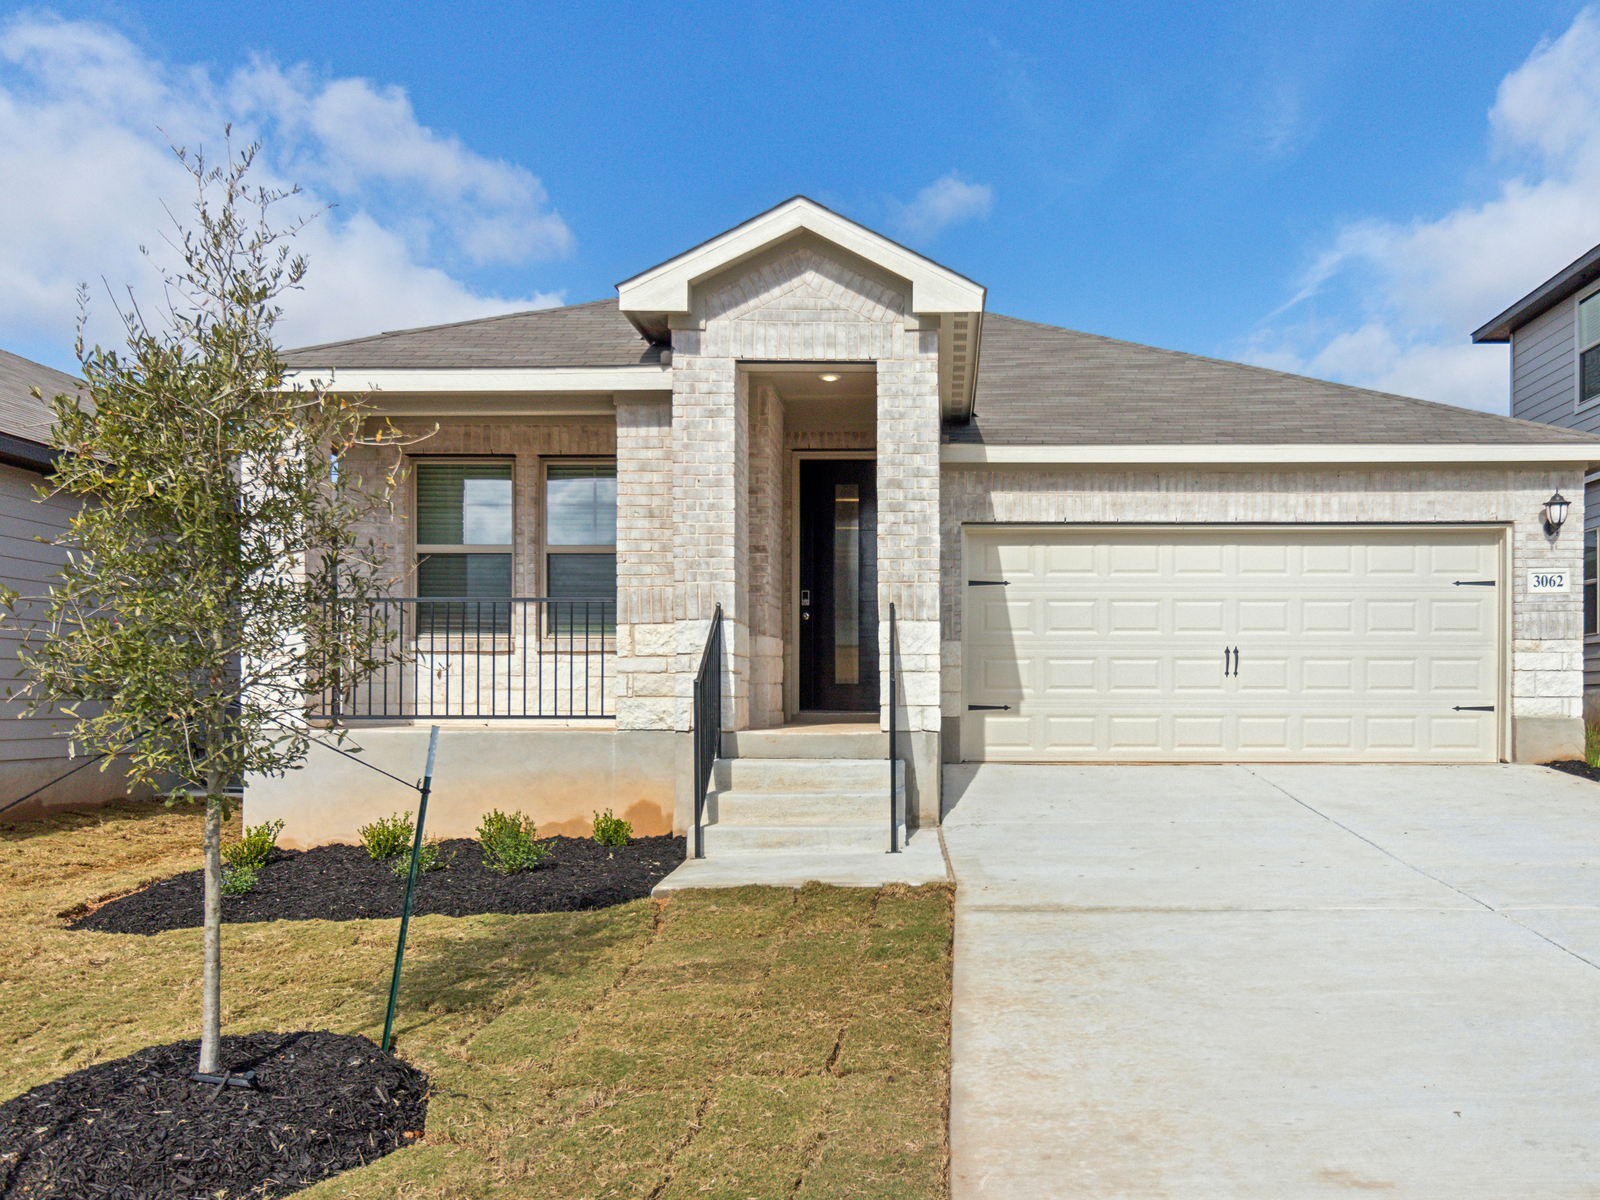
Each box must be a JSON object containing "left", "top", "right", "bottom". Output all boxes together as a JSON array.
[{"left": 381, "top": 724, "right": 440, "bottom": 1055}]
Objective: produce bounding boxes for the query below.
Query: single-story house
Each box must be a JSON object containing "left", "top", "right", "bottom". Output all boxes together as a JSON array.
[
  {"left": 1473, "top": 242, "right": 1600, "bottom": 718},
  {"left": 0, "top": 349, "right": 138, "bottom": 816},
  {"left": 247, "top": 198, "right": 1600, "bottom": 851}
]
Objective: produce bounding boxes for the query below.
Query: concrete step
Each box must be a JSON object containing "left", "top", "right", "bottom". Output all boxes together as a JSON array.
[
  {"left": 702, "top": 820, "right": 908, "bottom": 855},
  {"left": 712, "top": 756, "right": 902, "bottom": 793},
  {"left": 722, "top": 727, "right": 887, "bottom": 759},
  {"left": 707, "top": 788, "right": 887, "bottom": 825}
]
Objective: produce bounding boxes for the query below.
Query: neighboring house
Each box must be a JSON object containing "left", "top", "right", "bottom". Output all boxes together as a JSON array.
[
  {"left": 1474, "top": 243, "right": 1600, "bottom": 721},
  {"left": 249, "top": 198, "right": 1600, "bottom": 851},
  {"left": 0, "top": 349, "right": 135, "bottom": 815}
]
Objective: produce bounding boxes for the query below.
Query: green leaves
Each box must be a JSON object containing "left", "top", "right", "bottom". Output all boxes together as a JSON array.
[{"left": 2, "top": 136, "right": 408, "bottom": 811}]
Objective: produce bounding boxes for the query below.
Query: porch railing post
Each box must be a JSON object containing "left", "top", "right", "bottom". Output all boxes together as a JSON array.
[
  {"left": 692, "top": 604, "right": 723, "bottom": 860},
  {"left": 888, "top": 601, "right": 899, "bottom": 853}
]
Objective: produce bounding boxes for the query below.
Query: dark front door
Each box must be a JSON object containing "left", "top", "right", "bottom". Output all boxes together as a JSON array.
[{"left": 799, "top": 459, "right": 877, "bottom": 712}]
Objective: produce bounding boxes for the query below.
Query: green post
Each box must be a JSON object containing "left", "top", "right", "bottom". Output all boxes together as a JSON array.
[{"left": 382, "top": 724, "right": 440, "bottom": 1055}]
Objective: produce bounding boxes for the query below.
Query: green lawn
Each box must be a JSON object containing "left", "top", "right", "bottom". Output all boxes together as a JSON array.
[{"left": 0, "top": 801, "right": 952, "bottom": 1197}]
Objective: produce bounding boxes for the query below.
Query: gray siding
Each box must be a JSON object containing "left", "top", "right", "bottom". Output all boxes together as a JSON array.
[
  {"left": 1512, "top": 298, "right": 1593, "bottom": 430},
  {"left": 0, "top": 463, "right": 81, "bottom": 760}
]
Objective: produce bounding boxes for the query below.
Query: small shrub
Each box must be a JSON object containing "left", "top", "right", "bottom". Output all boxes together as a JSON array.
[
  {"left": 359, "top": 812, "right": 415, "bottom": 861},
  {"left": 592, "top": 809, "right": 631, "bottom": 847},
  {"left": 221, "top": 863, "right": 258, "bottom": 897},
  {"left": 476, "top": 809, "right": 551, "bottom": 875},
  {"left": 222, "top": 819, "right": 284, "bottom": 872},
  {"left": 388, "top": 837, "right": 446, "bottom": 879},
  {"left": 1587, "top": 722, "right": 1600, "bottom": 769}
]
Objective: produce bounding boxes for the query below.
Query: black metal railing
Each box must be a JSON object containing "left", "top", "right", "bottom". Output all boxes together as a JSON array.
[
  {"left": 312, "top": 596, "right": 616, "bottom": 721},
  {"left": 691, "top": 604, "right": 724, "bottom": 859},
  {"left": 887, "top": 601, "right": 901, "bottom": 853}
]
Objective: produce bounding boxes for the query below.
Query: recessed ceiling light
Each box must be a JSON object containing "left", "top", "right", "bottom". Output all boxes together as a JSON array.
[{"left": 819, "top": 373, "right": 840, "bottom": 382}]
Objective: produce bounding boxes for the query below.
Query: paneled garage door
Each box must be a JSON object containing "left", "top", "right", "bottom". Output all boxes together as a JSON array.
[{"left": 961, "top": 527, "right": 1502, "bottom": 763}]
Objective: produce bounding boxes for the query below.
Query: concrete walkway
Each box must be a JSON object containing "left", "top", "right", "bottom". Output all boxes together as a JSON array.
[
  {"left": 651, "top": 827, "right": 949, "bottom": 894},
  {"left": 942, "top": 763, "right": 1600, "bottom": 1199}
]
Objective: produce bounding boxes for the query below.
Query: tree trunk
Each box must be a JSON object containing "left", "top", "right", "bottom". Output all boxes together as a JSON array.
[{"left": 198, "top": 781, "right": 223, "bottom": 1076}]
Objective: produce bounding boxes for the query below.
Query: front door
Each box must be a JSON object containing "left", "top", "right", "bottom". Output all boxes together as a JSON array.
[{"left": 799, "top": 459, "right": 878, "bottom": 711}]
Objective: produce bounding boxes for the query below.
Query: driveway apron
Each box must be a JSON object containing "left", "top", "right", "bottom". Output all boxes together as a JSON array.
[{"left": 942, "top": 763, "right": 1600, "bottom": 1199}]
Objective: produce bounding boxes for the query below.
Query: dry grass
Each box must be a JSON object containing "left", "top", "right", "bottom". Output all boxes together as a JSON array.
[{"left": 0, "top": 801, "right": 952, "bottom": 1198}]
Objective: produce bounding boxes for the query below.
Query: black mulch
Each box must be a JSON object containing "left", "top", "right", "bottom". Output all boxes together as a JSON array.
[
  {"left": 0, "top": 1030, "right": 426, "bottom": 1199},
  {"left": 72, "top": 835, "right": 685, "bottom": 936},
  {"left": 1544, "top": 759, "right": 1600, "bottom": 783}
]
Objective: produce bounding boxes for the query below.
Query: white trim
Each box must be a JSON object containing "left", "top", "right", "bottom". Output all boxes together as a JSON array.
[
  {"left": 617, "top": 197, "right": 987, "bottom": 317},
  {"left": 940, "top": 442, "right": 1600, "bottom": 466},
  {"left": 283, "top": 366, "right": 671, "bottom": 394}
]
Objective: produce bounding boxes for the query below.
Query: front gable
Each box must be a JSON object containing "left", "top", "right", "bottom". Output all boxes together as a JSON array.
[{"left": 619, "top": 197, "right": 984, "bottom": 418}]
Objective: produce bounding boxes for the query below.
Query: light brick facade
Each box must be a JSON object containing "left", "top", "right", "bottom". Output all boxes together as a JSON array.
[{"left": 645, "top": 244, "right": 944, "bottom": 737}]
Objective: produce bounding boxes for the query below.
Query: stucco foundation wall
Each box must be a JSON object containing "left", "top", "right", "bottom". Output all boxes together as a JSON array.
[
  {"left": 940, "top": 462, "right": 1588, "bottom": 762},
  {"left": 0, "top": 755, "right": 149, "bottom": 821},
  {"left": 245, "top": 727, "right": 676, "bottom": 849}
]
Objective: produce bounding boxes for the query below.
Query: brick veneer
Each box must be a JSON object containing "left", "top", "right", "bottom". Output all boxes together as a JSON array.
[{"left": 649, "top": 245, "right": 944, "bottom": 736}]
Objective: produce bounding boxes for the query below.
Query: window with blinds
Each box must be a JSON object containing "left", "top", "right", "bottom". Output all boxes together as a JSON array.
[
  {"left": 1586, "top": 528, "right": 1596, "bottom": 638},
  {"left": 546, "top": 462, "right": 616, "bottom": 632},
  {"left": 1581, "top": 291, "right": 1600, "bottom": 406},
  {"left": 415, "top": 461, "right": 514, "bottom": 633}
]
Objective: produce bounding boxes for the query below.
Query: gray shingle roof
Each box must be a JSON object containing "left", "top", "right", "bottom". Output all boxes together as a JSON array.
[
  {"left": 281, "top": 299, "right": 665, "bottom": 369},
  {"left": 951, "top": 314, "right": 1595, "bottom": 446},
  {"left": 0, "top": 348, "right": 78, "bottom": 448}
]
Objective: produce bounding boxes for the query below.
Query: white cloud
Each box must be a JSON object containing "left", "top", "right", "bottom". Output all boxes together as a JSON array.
[
  {"left": 1244, "top": 8, "right": 1600, "bottom": 413},
  {"left": 888, "top": 173, "right": 994, "bottom": 240},
  {"left": 0, "top": 14, "right": 568, "bottom": 362}
]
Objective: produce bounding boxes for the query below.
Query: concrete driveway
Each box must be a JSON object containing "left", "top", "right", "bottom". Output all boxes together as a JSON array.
[{"left": 941, "top": 763, "right": 1600, "bottom": 1199}]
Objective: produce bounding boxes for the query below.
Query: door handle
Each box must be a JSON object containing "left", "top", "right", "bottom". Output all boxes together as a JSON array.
[
  {"left": 1224, "top": 647, "right": 1231, "bottom": 677},
  {"left": 1223, "top": 647, "right": 1239, "bottom": 677},
  {"left": 1231, "top": 647, "right": 1239, "bottom": 676}
]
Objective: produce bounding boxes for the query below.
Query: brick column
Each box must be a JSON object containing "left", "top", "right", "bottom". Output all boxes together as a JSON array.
[
  {"left": 748, "top": 381, "right": 786, "bottom": 728},
  {"left": 613, "top": 396, "right": 674, "bottom": 730},
  {"left": 877, "top": 325, "right": 943, "bottom": 735},
  {"left": 671, "top": 331, "right": 749, "bottom": 732}
]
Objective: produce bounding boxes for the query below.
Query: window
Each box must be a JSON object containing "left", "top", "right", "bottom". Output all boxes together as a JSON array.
[
  {"left": 415, "top": 461, "right": 513, "bottom": 633},
  {"left": 1581, "top": 291, "right": 1600, "bottom": 405},
  {"left": 546, "top": 462, "right": 616, "bottom": 632},
  {"left": 1587, "top": 528, "right": 1597, "bottom": 638}
]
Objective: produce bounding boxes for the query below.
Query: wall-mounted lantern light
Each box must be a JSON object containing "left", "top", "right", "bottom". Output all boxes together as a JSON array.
[{"left": 1543, "top": 490, "right": 1571, "bottom": 535}]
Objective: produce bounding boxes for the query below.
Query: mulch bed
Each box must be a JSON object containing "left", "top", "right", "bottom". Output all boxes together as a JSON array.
[
  {"left": 72, "top": 835, "right": 685, "bottom": 936},
  {"left": 0, "top": 1030, "right": 426, "bottom": 1198},
  {"left": 1544, "top": 759, "right": 1600, "bottom": 783}
]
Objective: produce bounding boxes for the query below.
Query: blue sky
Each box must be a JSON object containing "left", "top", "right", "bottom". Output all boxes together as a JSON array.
[{"left": 5, "top": 1, "right": 1600, "bottom": 412}]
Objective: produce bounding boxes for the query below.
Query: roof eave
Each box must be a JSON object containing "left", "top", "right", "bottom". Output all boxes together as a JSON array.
[{"left": 1472, "top": 241, "right": 1600, "bottom": 343}]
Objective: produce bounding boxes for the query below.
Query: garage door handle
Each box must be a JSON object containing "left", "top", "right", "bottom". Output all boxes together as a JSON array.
[
  {"left": 1453, "top": 705, "right": 1495, "bottom": 712},
  {"left": 1224, "top": 647, "right": 1238, "bottom": 676},
  {"left": 967, "top": 580, "right": 1009, "bottom": 586},
  {"left": 968, "top": 704, "right": 1012, "bottom": 711},
  {"left": 1453, "top": 580, "right": 1496, "bottom": 587}
]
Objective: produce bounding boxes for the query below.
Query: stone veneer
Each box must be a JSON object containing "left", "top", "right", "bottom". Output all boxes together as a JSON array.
[{"left": 940, "top": 463, "right": 1586, "bottom": 759}]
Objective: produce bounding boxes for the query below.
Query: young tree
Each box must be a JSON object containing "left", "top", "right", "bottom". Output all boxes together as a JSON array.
[{"left": 7, "top": 136, "right": 405, "bottom": 1076}]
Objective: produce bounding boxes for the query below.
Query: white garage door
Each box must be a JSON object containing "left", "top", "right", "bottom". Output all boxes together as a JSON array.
[{"left": 962, "top": 527, "right": 1502, "bottom": 763}]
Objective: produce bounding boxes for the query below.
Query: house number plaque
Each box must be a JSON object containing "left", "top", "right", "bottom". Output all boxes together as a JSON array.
[{"left": 1527, "top": 569, "right": 1570, "bottom": 593}]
